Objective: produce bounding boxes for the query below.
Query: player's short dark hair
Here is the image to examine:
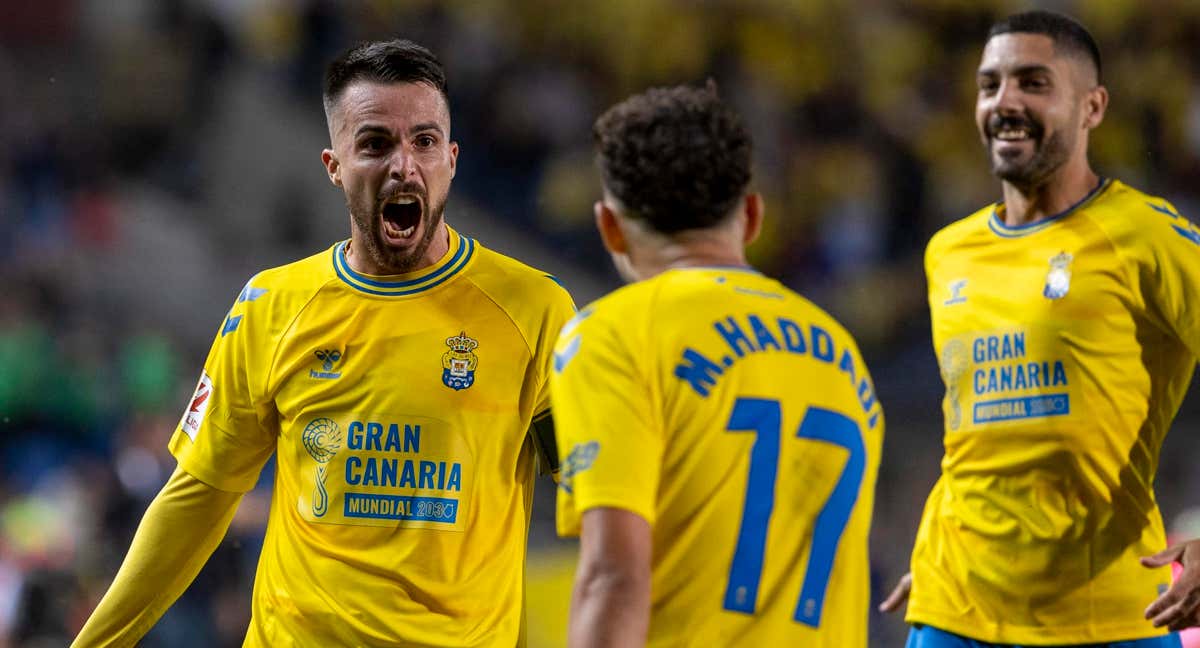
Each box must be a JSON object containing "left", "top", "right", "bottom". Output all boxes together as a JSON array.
[
  {"left": 593, "top": 83, "right": 752, "bottom": 235},
  {"left": 989, "top": 10, "right": 1102, "bottom": 85},
  {"left": 323, "top": 39, "right": 448, "bottom": 117}
]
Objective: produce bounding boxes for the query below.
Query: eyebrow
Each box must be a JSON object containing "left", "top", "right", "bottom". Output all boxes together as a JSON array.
[
  {"left": 978, "top": 63, "right": 1055, "bottom": 77},
  {"left": 408, "top": 122, "right": 445, "bottom": 137},
  {"left": 353, "top": 122, "right": 446, "bottom": 139},
  {"left": 354, "top": 124, "right": 392, "bottom": 138}
]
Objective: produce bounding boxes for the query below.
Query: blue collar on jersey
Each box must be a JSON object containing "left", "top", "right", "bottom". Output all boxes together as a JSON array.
[
  {"left": 332, "top": 230, "right": 476, "bottom": 297},
  {"left": 988, "top": 177, "right": 1111, "bottom": 238}
]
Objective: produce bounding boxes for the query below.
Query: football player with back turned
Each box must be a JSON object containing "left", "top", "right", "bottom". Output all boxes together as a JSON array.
[{"left": 553, "top": 83, "right": 885, "bottom": 648}]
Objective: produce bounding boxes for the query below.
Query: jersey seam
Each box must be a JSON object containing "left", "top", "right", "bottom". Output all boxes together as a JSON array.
[
  {"left": 263, "top": 276, "right": 345, "bottom": 402},
  {"left": 1075, "top": 193, "right": 1143, "bottom": 317},
  {"left": 461, "top": 274, "right": 539, "bottom": 367},
  {"left": 927, "top": 210, "right": 993, "bottom": 275},
  {"left": 642, "top": 279, "right": 669, "bottom": 441}
]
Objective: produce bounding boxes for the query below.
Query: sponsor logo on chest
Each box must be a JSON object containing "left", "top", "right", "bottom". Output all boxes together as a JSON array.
[{"left": 310, "top": 349, "right": 344, "bottom": 380}]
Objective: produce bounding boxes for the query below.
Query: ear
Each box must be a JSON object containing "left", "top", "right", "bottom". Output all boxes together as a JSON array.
[
  {"left": 742, "top": 193, "right": 764, "bottom": 246},
  {"left": 595, "top": 201, "right": 628, "bottom": 255},
  {"left": 321, "top": 149, "right": 342, "bottom": 187},
  {"left": 1082, "top": 85, "right": 1108, "bottom": 130},
  {"left": 448, "top": 141, "right": 459, "bottom": 179}
]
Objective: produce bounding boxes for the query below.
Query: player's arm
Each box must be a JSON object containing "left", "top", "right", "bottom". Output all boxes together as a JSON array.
[
  {"left": 552, "top": 299, "right": 659, "bottom": 645},
  {"left": 570, "top": 507, "right": 652, "bottom": 648},
  {"left": 1130, "top": 200, "right": 1200, "bottom": 630},
  {"left": 530, "top": 278, "right": 578, "bottom": 478},
  {"left": 880, "top": 234, "right": 948, "bottom": 616},
  {"left": 74, "top": 276, "right": 277, "bottom": 645},
  {"left": 879, "top": 572, "right": 913, "bottom": 613},
  {"left": 72, "top": 465, "right": 242, "bottom": 647},
  {"left": 1138, "top": 199, "right": 1200, "bottom": 357}
]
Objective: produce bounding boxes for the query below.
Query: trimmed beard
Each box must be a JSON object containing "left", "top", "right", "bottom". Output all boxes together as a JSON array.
[
  {"left": 349, "top": 193, "right": 448, "bottom": 274},
  {"left": 988, "top": 128, "right": 1073, "bottom": 192}
]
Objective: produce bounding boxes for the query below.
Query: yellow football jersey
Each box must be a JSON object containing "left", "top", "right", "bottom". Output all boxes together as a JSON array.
[
  {"left": 554, "top": 267, "right": 884, "bottom": 648},
  {"left": 169, "top": 226, "right": 575, "bottom": 647},
  {"left": 910, "top": 179, "right": 1200, "bottom": 644}
]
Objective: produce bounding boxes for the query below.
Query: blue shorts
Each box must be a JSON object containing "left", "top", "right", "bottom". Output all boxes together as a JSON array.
[{"left": 906, "top": 625, "right": 1183, "bottom": 648}]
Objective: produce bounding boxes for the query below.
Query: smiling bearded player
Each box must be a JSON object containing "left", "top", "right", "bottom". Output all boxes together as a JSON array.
[
  {"left": 878, "top": 10, "right": 1200, "bottom": 648},
  {"left": 73, "top": 39, "right": 574, "bottom": 647}
]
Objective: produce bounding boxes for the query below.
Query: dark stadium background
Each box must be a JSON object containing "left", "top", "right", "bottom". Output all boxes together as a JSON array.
[{"left": 2, "top": 1, "right": 1199, "bottom": 646}]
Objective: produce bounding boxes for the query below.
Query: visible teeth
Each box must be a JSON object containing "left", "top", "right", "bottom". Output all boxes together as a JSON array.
[
  {"left": 399, "top": 226, "right": 415, "bottom": 237},
  {"left": 390, "top": 196, "right": 416, "bottom": 205},
  {"left": 996, "top": 129, "right": 1029, "bottom": 141}
]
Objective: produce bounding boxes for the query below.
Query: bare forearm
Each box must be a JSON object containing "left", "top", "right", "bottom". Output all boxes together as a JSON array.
[
  {"left": 72, "top": 466, "right": 242, "bottom": 647},
  {"left": 569, "top": 568, "right": 650, "bottom": 648}
]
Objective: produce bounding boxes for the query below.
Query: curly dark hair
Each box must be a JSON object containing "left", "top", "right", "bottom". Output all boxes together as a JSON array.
[
  {"left": 593, "top": 83, "right": 752, "bottom": 234},
  {"left": 323, "top": 39, "right": 448, "bottom": 117}
]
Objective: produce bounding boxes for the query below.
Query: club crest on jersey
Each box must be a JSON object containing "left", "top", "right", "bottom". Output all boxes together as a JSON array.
[
  {"left": 302, "top": 417, "right": 342, "bottom": 518},
  {"left": 1043, "top": 252, "right": 1073, "bottom": 299},
  {"left": 442, "top": 332, "right": 479, "bottom": 391},
  {"left": 310, "top": 349, "right": 343, "bottom": 380}
]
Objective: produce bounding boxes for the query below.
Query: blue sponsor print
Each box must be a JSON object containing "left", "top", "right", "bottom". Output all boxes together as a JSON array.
[
  {"left": 237, "top": 284, "right": 268, "bottom": 303},
  {"left": 344, "top": 494, "right": 458, "bottom": 523},
  {"left": 553, "top": 335, "right": 582, "bottom": 373},
  {"left": 944, "top": 279, "right": 968, "bottom": 306},
  {"left": 221, "top": 314, "right": 243, "bottom": 336},
  {"left": 559, "top": 441, "right": 600, "bottom": 494},
  {"left": 1172, "top": 225, "right": 1200, "bottom": 246},
  {"left": 973, "top": 394, "right": 1070, "bottom": 423},
  {"left": 553, "top": 307, "right": 595, "bottom": 374},
  {"left": 672, "top": 313, "right": 881, "bottom": 429},
  {"left": 1147, "top": 200, "right": 1200, "bottom": 246}
]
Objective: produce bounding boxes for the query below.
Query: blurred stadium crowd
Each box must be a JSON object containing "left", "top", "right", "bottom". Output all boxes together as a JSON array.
[{"left": 2, "top": 1, "right": 1199, "bottom": 645}]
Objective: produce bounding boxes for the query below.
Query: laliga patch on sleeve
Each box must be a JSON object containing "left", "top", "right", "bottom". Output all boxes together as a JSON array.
[{"left": 181, "top": 372, "right": 214, "bottom": 441}]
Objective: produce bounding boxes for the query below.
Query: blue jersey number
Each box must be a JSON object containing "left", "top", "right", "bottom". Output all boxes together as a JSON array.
[{"left": 722, "top": 397, "right": 865, "bottom": 627}]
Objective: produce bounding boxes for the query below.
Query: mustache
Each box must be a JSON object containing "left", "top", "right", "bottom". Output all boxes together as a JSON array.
[
  {"left": 986, "top": 113, "right": 1042, "bottom": 138},
  {"left": 377, "top": 182, "right": 427, "bottom": 202}
]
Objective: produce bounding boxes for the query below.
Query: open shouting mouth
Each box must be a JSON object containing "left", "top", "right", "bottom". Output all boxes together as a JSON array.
[{"left": 381, "top": 195, "right": 423, "bottom": 244}]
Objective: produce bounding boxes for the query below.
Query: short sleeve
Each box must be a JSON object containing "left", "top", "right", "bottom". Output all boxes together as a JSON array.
[
  {"left": 553, "top": 304, "right": 661, "bottom": 537},
  {"left": 168, "top": 279, "right": 278, "bottom": 492},
  {"left": 1137, "top": 200, "right": 1200, "bottom": 357},
  {"left": 531, "top": 278, "right": 578, "bottom": 415},
  {"left": 526, "top": 278, "right": 577, "bottom": 475}
]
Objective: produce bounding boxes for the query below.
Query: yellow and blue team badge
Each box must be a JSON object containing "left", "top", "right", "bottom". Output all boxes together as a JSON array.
[
  {"left": 1043, "top": 251, "right": 1073, "bottom": 299},
  {"left": 442, "top": 331, "right": 479, "bottom": 391}
]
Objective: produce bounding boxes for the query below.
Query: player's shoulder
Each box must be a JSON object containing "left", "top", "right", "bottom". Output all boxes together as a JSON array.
[
  {"left": 465, "top": 240, "right": 575, "bottom": 311},
  {"left": 578, "top": 268, "right": 724, "bottom": 326},
  {"left": 580, "top": 268, "right": 856, "bottom": 341},
  {"left": 927, "top": 203, "right": 995, "bottom": 257},
  {"left": 226, "top": 243, "right": 340, "bottom": 320},
  {"left": 1082, "top": 179, "right": 1193, "bottom": 246},
  {"left": 562, "top": 272, "right": 684, "bottom": 344}
]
